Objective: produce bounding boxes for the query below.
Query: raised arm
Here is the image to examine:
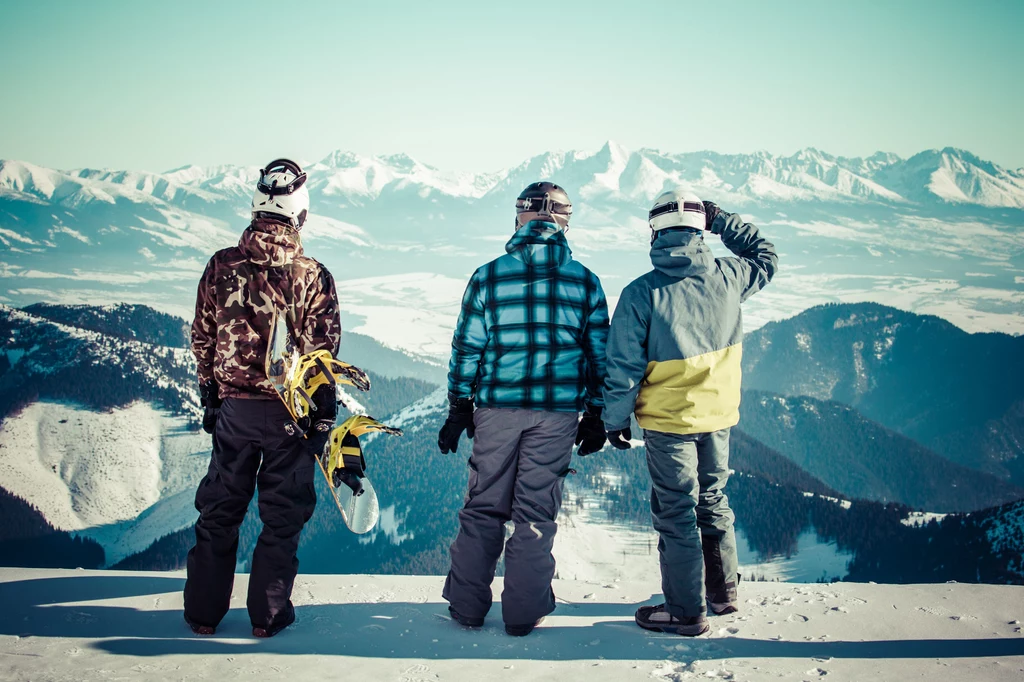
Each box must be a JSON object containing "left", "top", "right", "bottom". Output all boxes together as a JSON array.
[
  {"left": 708, "top": 207, "right": 779, "bottom": 301},
  {"left": 601, "top": 284, "right": 651, "bottom": 432}
]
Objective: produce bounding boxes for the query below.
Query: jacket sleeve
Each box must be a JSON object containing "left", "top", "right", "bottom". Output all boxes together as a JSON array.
[
  {"left": 581, "top": 272, "right": 610, "bottom": 409},
  {"left": 601, "top": 283, "right": 651, "bottom": 431},
  {"left": 447, "top": 271, "right": 487, "bottom": 400},
  {"left": 190, "top": 258, "right": 218, "bottom": 385},
  {"left": 711, "top": 211, "right": 779, "bottom": 301},
  {"left": 299, "top": 265, "right": 342, "bottom": 355}
]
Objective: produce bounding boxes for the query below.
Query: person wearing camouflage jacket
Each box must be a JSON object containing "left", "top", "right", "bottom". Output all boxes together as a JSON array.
[
  {"left": 438, "top": 182, "right": 610, "bottom": 637},
  {"left": 184, "top": 159, "right": 341, "bottom": 639},
  {"left": 190, "top": 218, "right": 341, "bottom": 399}
]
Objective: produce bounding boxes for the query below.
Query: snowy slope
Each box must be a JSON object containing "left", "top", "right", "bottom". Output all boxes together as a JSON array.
[
  {"left": 0, "top": 401, "right": 209, "bottom": 564},
  {"left": 1, "top": 568, "right": 1022, "bottom": 682}
]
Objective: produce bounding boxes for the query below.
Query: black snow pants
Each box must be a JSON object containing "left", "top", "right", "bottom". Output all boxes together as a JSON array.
[{"left": 183, "top": 397, "right": 316, "bottom": 631}]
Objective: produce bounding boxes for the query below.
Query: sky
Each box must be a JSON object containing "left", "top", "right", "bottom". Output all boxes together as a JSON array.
[{"left": 2, "top": 0, "right": 1022, "bottom": 173}]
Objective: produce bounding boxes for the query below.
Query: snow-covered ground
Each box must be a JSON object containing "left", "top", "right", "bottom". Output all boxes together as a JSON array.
[{"left": 1, "top": 568, "right": 1022, "bottom": 682}]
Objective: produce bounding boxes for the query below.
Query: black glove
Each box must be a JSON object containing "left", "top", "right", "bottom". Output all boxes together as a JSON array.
[
  {"left": 333, "top": 432, "right": 366, "bottom": 497},
  {"left": 305, "top": 418, "right": 333, "bottom": 459},
  {"left": 702, "top": 201, "right": 721, "bottom": 232},
  {"left": 199, "top": 381, "right": 222, "bottom": 435},
  {"left": 438, "top": 395, "right": 475, "bottom": 454},
  {"left": 303, "top": 384, "right": 338, "bottom": 458},
  {"left": 575, "top": 405, "right": 606, "bottom": 456},
  {"left": 608, "top": 426, "right": 633, "bottom": 450}
]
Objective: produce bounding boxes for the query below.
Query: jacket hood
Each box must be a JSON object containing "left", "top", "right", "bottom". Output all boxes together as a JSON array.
[
  {"left": 650, "top": 229, "right": 713, "bottom": 278},
  {"left": 239, "top": 218, "right": 304, "bottom": 267},
  {"left": 505, "top": 221, "right": 572, "bottom": 269}
]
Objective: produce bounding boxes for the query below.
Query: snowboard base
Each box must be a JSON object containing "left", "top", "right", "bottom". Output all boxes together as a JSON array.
[{"left": 314, "top": 456, "right": 379, "bottom": 534}]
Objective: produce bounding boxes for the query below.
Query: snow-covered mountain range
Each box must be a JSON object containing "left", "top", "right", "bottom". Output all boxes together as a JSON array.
[
  {"left": 5, "top": 143, "right": 1024, "bottom": 210},
  {"left": 1, "top": 143, "right": 1022, "bottom": 346}
]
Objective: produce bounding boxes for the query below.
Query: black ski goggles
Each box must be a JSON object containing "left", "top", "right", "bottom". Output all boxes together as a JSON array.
[
  {"left": 515, "top": 195, "right": 573, "bottom": 217},
  {"left": 649, "top": 200, "right": 704, "bottom": 221},
  {"left": 257, "top": 158, "right": 308, "bottom": 196}
]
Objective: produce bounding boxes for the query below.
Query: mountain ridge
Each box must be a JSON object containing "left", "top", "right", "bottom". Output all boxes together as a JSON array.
[{"left": 4, "top": 143, "right": 1024, "bottom": 208}]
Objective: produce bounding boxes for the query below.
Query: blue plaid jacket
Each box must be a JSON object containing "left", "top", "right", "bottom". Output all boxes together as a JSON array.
[{"left": 447, "top": 221, "right": 609, "bottom": 412}]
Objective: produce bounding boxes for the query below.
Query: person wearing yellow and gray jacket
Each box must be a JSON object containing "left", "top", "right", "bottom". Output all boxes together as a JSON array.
[{"left": 602, "top": 189, "right": 777, "bottom": 637}]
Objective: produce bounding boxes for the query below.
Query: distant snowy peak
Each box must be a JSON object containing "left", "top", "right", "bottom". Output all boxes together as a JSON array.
[
  {"left": 313, "top": 150, "right": 505, "bottom": 200},
  {"left": 2, "top": 144, "right": 1023, "bottom": 209},
  {"left": 910, "top": 147, "right": 1024, "bottom": 208}
]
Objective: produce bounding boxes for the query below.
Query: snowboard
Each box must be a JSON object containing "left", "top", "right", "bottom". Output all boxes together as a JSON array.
[{"left": 265, "top": 309, "right": 380, "bottom": 534}]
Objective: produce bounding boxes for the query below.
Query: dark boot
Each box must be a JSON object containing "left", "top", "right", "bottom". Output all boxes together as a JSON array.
[
  {"left": 252, "top": 610, "right": 295, "bottom": 638},
  {"left": 449, "top": 606, "right": 484, "bottom": 628},
  {"left": 184, "top": 613, "right": 216, "bottom": 636},
  {"left": 505, "top": 617, "right": 545, "bottom": 637},
  {"left": 635, "top": 605, "right": 709, "bottom": 636}
]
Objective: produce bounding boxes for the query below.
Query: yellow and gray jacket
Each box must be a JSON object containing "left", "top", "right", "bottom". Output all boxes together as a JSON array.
[{"left": 602, "top": 212, "right": 777, "bottom": 435}]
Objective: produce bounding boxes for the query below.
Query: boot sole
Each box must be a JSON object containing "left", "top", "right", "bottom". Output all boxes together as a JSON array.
[
  {"left": 708, "top": 603, "right": 739, "bottom": 615},
  {"left": 184, "top": 615, "right": 216, "bottom": 636},
  {"left": 253, "top": 625, "right": 289, "bottom": 638},
  {"left": 635, "top": 619, "right": 710, "bottom": 637}
]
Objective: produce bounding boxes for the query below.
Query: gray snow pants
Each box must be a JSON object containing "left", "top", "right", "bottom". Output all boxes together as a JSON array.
[
  {"left": 645, "top": 428, "right": 738, "bottom": 618},
  {"left": 443, "top": 408, "right": 578, "bottom": 625}
]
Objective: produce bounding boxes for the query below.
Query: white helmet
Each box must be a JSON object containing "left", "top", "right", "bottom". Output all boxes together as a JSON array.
[
  {"left": 251, "top": 158, "right": 310, "bottom": 229},
  {"left": 649, "top": 188, "right": 706, "bottom": 233}
]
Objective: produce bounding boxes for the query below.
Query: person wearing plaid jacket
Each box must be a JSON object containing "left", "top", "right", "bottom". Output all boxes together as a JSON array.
[{"left": 437, "top": 182, "right": 610, "bottom": 637}]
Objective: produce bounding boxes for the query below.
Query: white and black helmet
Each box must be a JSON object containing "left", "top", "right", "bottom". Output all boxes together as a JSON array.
[
  {"left": 515, "top": 182, "right": 573, "bottom": 229},
  {"left": 649, "top": 188, "right": 706, "bottom": 234},
  {"left": 251, "top": 158, "right": 310, "bottom": 229}
]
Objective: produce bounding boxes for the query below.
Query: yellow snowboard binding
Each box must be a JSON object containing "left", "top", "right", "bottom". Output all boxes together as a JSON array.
[{"left": 322, "top": 416, "right": 404, "bottom": 496}]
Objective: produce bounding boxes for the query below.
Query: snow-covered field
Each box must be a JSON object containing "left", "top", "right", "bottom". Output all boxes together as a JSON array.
[{"left": 1, "top": 568, "right": 1022, "bottom": 682}]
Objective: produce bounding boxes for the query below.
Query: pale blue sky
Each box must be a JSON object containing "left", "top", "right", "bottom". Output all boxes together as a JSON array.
[{"left": 2, "top": 0, "right": 1022, "bottom": 172}]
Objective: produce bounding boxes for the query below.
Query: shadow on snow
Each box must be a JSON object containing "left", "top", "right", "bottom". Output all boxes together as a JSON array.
[{"left": 3, "top": 575, "right": 1023, "bottom": 662}]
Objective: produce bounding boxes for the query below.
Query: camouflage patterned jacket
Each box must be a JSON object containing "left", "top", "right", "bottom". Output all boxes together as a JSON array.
[{"left": 191, "top": 218, "right": 342, "bottom": 399}]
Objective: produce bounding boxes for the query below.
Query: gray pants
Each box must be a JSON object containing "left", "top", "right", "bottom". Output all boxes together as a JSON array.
[
  {"left": 443, "top": 408, "right": 577, "bottom": 625},
  {"left": 645, "top": 428, "right": 738, "bottom": 618}
]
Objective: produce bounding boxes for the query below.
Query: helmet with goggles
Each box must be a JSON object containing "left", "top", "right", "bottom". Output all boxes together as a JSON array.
[
  {"left": 251, "top": 158, "right": 310, "bottom": 229},
  {"left": 515, "top": 182, "right": 573, "bottom": 230},
  {"left": 648, "top": 188, "right": 706, "bottom": 234}
]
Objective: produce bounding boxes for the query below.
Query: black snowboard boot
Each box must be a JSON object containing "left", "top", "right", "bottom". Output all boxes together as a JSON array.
[
  {"left": 252, "top": 610, "right": 295, "bottom": 638},
  {"left": 184, "top": 613, "right": 216, "bottom": 636},
  {"left": 449, "top": 606, "right": 484, "bottom": 628},
  {"left": 702, "top": 534, "right": 739, "bottom": 615},
  {"left": 635, "top": 605, "right": 709, "bottom": 636},
  {"left": 505, "top": 617, "right": 545, "bottom": 637}
]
